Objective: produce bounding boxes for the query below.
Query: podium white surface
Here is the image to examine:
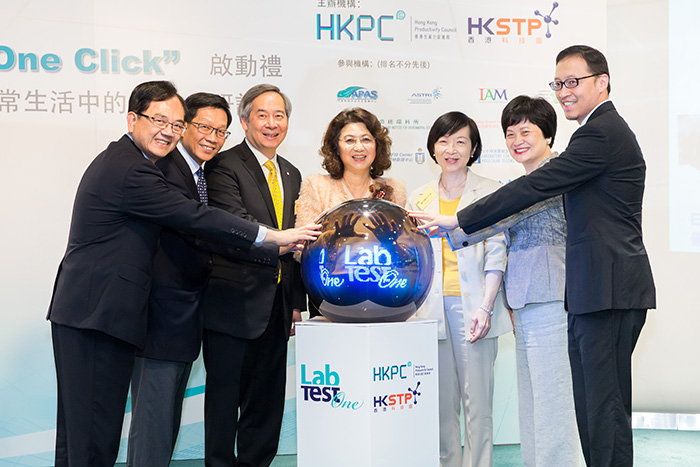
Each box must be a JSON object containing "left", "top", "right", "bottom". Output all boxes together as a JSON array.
[{"left": 295, "top": 318, "right": 439, "bottom": 467}]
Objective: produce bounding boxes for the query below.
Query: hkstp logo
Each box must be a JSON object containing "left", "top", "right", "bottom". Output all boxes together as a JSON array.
[
  {"left": 337, "top": 86, "right": 379, "bottom": 102},
  {"left": 467, "top": 2, "right": 560, "bottom": 39},
  {"left": 316, "top": 10, "right": 406, "bottom": 41},
  {"left": 373, "top": 381, "right": 423, "bottom": 413}
]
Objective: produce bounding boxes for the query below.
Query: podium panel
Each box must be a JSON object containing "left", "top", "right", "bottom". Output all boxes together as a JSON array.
[{"left": 296, "top": 319, "right": 439, "bottom": 467}]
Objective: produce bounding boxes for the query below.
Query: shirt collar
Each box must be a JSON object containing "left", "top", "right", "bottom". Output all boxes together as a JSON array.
[
  {"left": 177, "top": 142, "right": 203, "bottom": 175},
  {"left": 579, "top": 99, "right": 610, "bottom": 126},
  {"left": 126, "top": 133, "right": 153, "bottom": 162},
  {"left": 245, "top": 138, "right": 278, "bottom": 168}
]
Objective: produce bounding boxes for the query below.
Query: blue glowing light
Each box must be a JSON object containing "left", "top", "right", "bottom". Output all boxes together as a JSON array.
[{"left": 301, "top": 199, "right": 433, "bottom": 322}]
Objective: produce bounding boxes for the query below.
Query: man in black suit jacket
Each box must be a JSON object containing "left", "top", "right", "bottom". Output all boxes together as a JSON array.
[
  {"left": 415, "top": 46, "right": 655, "bottom": 466},
  {"left": 47, "top": 81, "right": 318, "bottom": 467},
  {"left": 126, "top": 93, "right": 269, "bottom": 467},
  {"left": 198, "top": 84, "right": 305, "bottom": 467}
]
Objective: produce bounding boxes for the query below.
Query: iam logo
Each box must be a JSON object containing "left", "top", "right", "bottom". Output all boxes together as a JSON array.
[{"left": 534, "top": 2, "right": 560, "bottom": 38}]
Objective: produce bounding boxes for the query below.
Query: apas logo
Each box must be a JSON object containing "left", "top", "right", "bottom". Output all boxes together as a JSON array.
[
  {"left": 337, "top": 86, "right": 379, "bottom": 103},
  {"left": 467, "top": 2, "right": 560, "bottom": 39}
]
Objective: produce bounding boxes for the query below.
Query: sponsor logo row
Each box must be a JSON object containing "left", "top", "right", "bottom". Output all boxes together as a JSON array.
[
  {"left": 315, "top": 2, "right": 562, "bottom": 42},
  {"left": 299, "top": 362, "right": 434, "bottom": 414}
]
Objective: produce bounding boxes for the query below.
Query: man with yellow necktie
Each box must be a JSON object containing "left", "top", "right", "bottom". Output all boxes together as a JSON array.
[{"left": 198, "top": 84, "right": 305, "bottom": 467}]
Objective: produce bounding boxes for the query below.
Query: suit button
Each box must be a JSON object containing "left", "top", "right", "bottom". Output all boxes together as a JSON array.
[{"left": 462, "top": 241, "right": 469, "bottom": 247}]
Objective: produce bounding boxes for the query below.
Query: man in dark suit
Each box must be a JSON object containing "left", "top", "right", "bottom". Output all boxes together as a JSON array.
[
  {"left": 198, "top": 84, "right": 305, "bottom": 467},
  {"left": 414, "top": 46, "right": 655, "bottom": 466},
  {"left": 125, "top": 92, "right": 261, "bottom": 466},
  {"left": 47, "top": 81, "right": 319, "bottom": 467}
]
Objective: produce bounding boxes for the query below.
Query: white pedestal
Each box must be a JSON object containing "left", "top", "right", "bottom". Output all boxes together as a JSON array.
[{"left": 295, "top": 318, "right": 439, "bottom": 467}]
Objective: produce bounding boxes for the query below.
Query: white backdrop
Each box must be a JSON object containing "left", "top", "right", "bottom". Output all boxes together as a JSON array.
[{"left": 1, "top": 0, "right": 694, "bottom": 465}]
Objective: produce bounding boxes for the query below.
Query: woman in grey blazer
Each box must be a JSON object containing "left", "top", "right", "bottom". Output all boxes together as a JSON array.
[{"left": 463, "top": 96, "right": 582, "bottom": 466}]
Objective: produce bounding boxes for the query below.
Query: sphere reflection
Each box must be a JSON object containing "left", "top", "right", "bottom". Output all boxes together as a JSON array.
[{"left": 301, "top": 199, "right": 434, "bottom": 323}]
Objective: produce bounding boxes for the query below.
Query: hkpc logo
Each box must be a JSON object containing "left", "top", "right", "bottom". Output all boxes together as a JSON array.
[
  {"left": 467, "top": 2, "right": 560, "bottom": 39},
  {"left": 372, "top": 361, "right": 412, "bottom": 382},
  {"left": 316, "top": 10, "right": 406, "bottom": 41}
]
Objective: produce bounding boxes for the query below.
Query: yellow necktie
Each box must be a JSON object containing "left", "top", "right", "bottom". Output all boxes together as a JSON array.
[
  {"left": 264, "top": 160, "right": 283, "bottom": 229},
  {"left": 264, "top": 160, "right": 284, "bottom": 284}
]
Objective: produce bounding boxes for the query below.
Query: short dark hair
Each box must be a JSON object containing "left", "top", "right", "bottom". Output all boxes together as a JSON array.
[
  {"left": 128, "top": 81, "right": 185, "bottom": 114},
  {"left": 238, "top": 84, "right": 292, "bottom": 120},
  {"left": 556, "top": 45, "right": 611, "bottom": 93},
  {"left": 184, "top": 92, "right": 232, "bottom": 127},
  {"left": 426, "top": 111, "right": 482, "bottom": 166},
  {"left": 501, "top": 96, "right": 558, "bottom": 147},
  {"left": 320, "top": 107, "right": 392, "bottom": 179}
]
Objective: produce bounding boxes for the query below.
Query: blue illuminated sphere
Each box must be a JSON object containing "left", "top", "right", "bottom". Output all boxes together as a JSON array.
[{"left": 301, "top": 199, "right": 434, "bottom": 323}]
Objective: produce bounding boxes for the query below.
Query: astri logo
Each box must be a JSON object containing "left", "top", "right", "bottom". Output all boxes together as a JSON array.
[
  {"left": 299, "top": 363, "right": 363, "bottom": 410},
  {"left": 373, "top": 381, "right": 422, "bottom": 413},
  {"left": 466, "top": 2, "right": 560, "bottom": 39},
  {"left": 337, "top": 86, "right": 379, "bottom": 103},
  {"left": 408, "top": 88, "right": 441, "bottom": 105},
  {"left": 316, "top": 10, "right": 406, "bottom": 41}
]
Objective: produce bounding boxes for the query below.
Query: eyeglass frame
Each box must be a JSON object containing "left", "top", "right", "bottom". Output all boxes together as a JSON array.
[
  {"left": 548, "top": 73, "right": 605, "bottom": 91},
  {"left": 189, "top": 121, "right": 231, "bottom": 139},
  {"left": 135, "top": 112, "right": 187, "bottom": 135},
  {"left": 339, "top": 135, "right": 376, "bottom": 148}
]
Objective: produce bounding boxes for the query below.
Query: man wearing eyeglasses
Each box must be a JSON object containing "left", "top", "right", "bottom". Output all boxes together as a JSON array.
[
  {"left": 47, "top": 81, "right": 320, "bottom": 467},
  {"left": 414, "top": 45, "right": 655, "bottom": 466},
  {"left": 197, "top": 84, "right": 304, "bottom": 467},
  {"left": 126, "top": 92, "right": 240, "bottom": 466}
]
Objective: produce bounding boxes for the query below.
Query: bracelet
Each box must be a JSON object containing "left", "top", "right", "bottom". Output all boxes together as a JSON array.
[{"left": 479, "top": 305, "right": 494, "bottom": 317}]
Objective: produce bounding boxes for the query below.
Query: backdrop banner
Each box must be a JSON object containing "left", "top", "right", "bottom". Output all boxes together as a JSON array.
[{"left": 0, "top": 1, "right": 605, "bottom": 463}]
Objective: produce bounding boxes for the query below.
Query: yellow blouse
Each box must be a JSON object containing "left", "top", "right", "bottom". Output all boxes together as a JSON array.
[{"left": 439, "top": 197, "right": 461, "bottom": 296}]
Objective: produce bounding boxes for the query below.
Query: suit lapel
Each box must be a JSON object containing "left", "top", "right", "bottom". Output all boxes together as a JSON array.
[
  {"left": 587, "top": 100, "right": 615, "bottom": 124},
  {"left": 238, "top": 142, "right": 278, "bottom": 227},
  {"left": 171, "top": 149, "right": 200, "bottom": 201},
  {"left": 459, "top": 169, "right": 483, "bottom": 210},
  {"left": 278, "top": 156, "right": 295, "bottom": 229}
]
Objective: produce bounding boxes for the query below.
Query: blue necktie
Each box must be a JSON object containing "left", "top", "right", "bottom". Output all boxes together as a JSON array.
[{"left": 196, "top": 168, "right": 208, "bottom": 205}]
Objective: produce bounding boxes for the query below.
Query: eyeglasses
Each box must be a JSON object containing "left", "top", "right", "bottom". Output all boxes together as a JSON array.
[
  {"left": 340, "top": 136, "right": 375, "bottom": 148},
  {"left": 548, "top": 73, "right": 604, "bottom": 91},
  {"left": 190, "top": 121, "right": 231, "bottom": 139},
  {"left": 136, "top": 112, "right": 187, "bottom": 135}
]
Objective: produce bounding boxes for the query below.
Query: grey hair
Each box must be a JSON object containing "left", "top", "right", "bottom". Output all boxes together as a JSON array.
[{"left": 237, "top": 84, "right": 292, "bottom": 121}]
